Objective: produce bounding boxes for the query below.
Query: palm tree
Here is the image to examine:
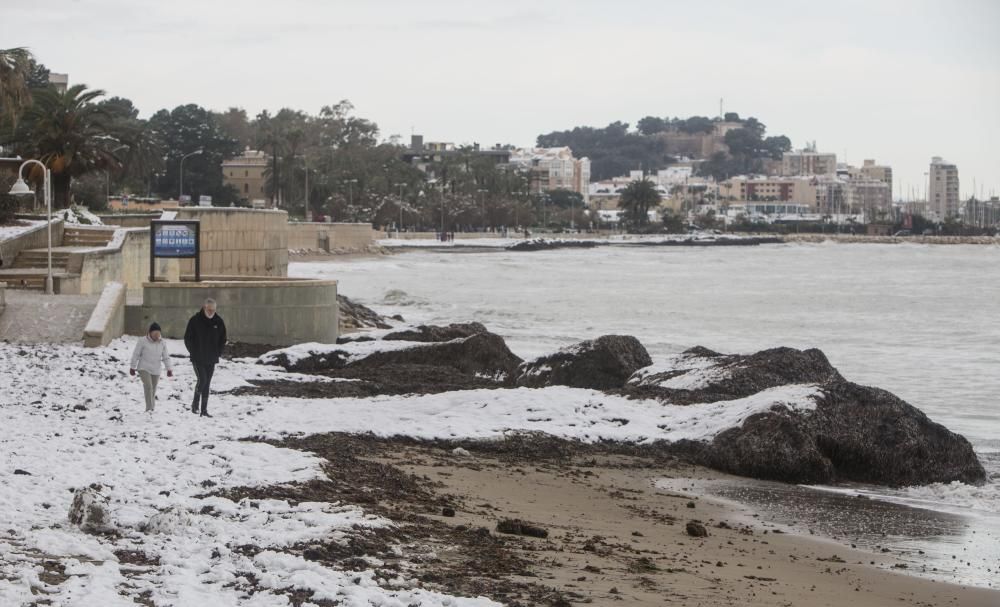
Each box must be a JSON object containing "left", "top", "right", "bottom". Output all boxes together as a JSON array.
[
  {"left": 0, "top": 47, "right": 32, "bottom": 127},
  {"left": 618, "top": 179, "right": 661, "bottom": 229},
  {"left": 17, "top": 84, "right": 120, "bottom": 207}
]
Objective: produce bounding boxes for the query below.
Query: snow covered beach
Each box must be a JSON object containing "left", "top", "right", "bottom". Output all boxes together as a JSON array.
[
  {"left": 2, "top": 242, "right": 998, "bottom": 605},
  {"left": 2, "top": 324, "right": 996, "bottom": 605}
]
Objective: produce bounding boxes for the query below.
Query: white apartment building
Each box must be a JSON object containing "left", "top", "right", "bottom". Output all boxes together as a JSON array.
[
  {"left": 509, "top": 147, "right": 591, "bottom": 202},
  {"left": 928, "top": 156, "right": 960, "bottom": 218}
]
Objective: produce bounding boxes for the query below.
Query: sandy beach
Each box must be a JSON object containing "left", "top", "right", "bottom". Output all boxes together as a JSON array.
[{"left": 241, "top": 433, "right": 998, "bottom": 607}]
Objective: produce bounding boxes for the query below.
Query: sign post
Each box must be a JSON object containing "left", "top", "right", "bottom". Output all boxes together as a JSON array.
[{"left": 150, "top": 220, "right": 200, "bottom": 283}]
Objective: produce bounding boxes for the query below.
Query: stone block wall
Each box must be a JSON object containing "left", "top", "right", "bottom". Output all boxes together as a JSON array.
[
  {"left": 175, "top": 207, "right": 288, "bottom": 277},
  {"left": 287, "top": 222, "right": 375, "bottom": 252},
  {"left": 137, "top": 279, "right": 338, "bottom": 346}
]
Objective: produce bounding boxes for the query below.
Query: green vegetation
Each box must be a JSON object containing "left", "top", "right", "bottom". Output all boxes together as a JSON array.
[{"left": 618, "top": 179, "right": 660, "bottom": 229}]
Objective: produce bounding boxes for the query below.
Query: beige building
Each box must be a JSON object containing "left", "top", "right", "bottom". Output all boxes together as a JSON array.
[
  {"left": 856, "top": 159, "right": 893, "bottom": 199},
  {"left": 223, "top": 148, "right": 270, "bottom": 205},
  {"left": 928, "top": 156, "right": 960, "bottom": 218},
  {"left": 509, "top": 147, "right": 591, "bottom": 202},
  {"left": 782, "top": 150, "right": 837, "bottom": 176},
  {"left": 719, "top": 175, "right": 819, "bottom": 206}
]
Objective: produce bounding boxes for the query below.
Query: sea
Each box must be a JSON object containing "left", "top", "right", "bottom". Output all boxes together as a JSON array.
[{"left": 291, "top": 241, "right": 1000, "bottom": 587}]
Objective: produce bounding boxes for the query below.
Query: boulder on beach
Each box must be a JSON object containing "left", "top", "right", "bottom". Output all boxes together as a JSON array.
[
  {"left": 338, "top": 295, "right": 396, "bottom": 332},
  {"left": 626, "top": 346, "right": 843, "bottom": 404},
  {"left": 517, "top": 335, "right": 653, "bottom": 390},
  {"left": 383, "top": 322, "right": 489, "bottom": 343},
  {"left": 644, "top": 347, "right": 987, "bottom": 486},
  {"left": 260, "top": 326, "right": 523, "bottom": 383}
]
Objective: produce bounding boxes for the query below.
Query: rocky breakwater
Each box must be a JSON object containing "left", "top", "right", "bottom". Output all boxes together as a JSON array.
[{"left": 256, "top": 325, "right": 985, "bottom": 488}]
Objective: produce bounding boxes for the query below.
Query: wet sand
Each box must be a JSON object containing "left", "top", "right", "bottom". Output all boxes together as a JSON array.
[{"left": 245, "top": 434, "right": 998, "bottom": 606}]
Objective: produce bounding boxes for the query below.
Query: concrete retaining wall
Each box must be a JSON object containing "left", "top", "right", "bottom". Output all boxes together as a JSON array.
[
  {"left": 98, "top": 214, "right": 161, "bottom": 228},
  {"left": 175, "top": 207, "right": 288, "bottom": 277},
  {"left": 68, "top": 229, "right": 157, "bottom": 297},
  {"left": 0, "top": 220, "right": 65, "bottom": 268},
  {"left": 135, "top": 278, "right": 338, "bottom": 346},
  {"left": 288, "top": 222, "right": 375, "bottom": 252},
  {"left": 83, "top": 281, "right": 126, "bottom": 347}
]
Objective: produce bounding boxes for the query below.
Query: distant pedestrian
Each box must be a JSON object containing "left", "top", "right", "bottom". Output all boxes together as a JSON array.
[
  {"left": 184, "top": 298, "right": 227, "bottom": 417},
  {"left": 129, "top": 322, "right": 173, "bottom": 413}
]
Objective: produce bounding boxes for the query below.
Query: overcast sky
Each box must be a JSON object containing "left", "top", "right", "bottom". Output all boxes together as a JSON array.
[{"left": 4, "top": 0, "right": 998, "bottom": 198}]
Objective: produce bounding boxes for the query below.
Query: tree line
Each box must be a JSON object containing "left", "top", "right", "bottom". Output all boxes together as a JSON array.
[
  {"left": 0, "top": 48, "right": 555, "bottom": 230},
  {"left": 536, "top": 112, "right": 792, "bottom": 182}
]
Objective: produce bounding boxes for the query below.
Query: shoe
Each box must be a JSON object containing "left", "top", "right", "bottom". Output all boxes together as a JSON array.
[
  {"left": 200, "top": 412, "right": 212, "bottom": 418},
  {"left": 191, "top": 404, "right": 199, "bottom": 413}
]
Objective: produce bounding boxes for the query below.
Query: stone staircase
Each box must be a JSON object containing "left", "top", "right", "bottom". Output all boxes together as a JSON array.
[
  {"left": 63, "top": 227, "right": 116, "bottom": 247},
  {"left": 1, "top": 227, "right": 116, "bottom": 290}
]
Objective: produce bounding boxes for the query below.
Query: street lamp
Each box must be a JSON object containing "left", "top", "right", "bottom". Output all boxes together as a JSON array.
[
  {"left": 8, "top": 160, "right": 54, "bottom": 294},
  {"left": 477, "top": 188, "right": 488, "bottom": 231},
  {"left": 394, "top": 182, "right": 406, "bottom": 233},
  {"left": 342, "top": 178, "right": 358, "bottom": 208},
  {"left": 179, "top": 148, "right": 203, "bottom": 203}
]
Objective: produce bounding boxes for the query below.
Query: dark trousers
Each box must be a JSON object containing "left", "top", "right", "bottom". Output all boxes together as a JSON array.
[{"left": 191, "top": 362, "right": 215, "bottom": 414}]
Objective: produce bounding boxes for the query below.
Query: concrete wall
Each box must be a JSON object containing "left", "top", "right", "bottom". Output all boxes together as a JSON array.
[
  {"left": 0, "top": 220, "right": 65, "bottom": 268},
  {"left": 83, "top": 282, "right": 125, "bottom": 347},
  {"left": 68, "top": 229, "right": 158, "bottom": 297},
  {"left": 98, "top": 214, "right": 161, "bottom": 228},
  {"left": 175, "top": 207, "right": 288, "bottom": 277},
  {"left": 135, "top": 278, "right": 338, "bottom": 346},
  {"left": 288, "top": 222, "right": 375, "bottom": 252}
]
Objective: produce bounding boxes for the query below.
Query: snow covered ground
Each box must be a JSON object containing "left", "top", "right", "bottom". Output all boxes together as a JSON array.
[
  {"left": 0, "top": 219, "right": 45, "bottom": 242},
  {"left": 0, "top": 338, "right": 821, "bottom": 606}
]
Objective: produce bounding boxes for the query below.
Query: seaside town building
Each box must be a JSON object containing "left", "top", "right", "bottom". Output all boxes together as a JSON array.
[
  {"left": 400, "top": 135, "right": 511, "bottom": 181},
  {"left": 508, "top": 147, "right": 591, "bottom": 203},
  {"left": 928, "top": 156, "right": 960, "bottom": 218},
  {"left": 781, "top": 149, "right": 838, "bottom": 176},
  {"left": 222, "top": 148, "right": 270, "bottom": 206}
]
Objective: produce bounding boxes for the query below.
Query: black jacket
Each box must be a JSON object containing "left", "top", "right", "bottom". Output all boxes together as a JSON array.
[{"left": 184, "top": 311, "right": 227, "bottom": 364}]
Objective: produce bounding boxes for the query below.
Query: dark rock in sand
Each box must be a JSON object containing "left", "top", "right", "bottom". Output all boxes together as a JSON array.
[
  {"left": 383, "top": 322, "right": 488, "bottom": 343},
  {"left": 517, "top": 335, "right": 653, "bottom": 390},
  {"left": 651, "top": 347, "right": 986, "bottom": 487},
  {"left": 496, "top": 519, "right": 549, "bottom": 538},
  {"left": 685, "top": 521, "right": 708, "bottom": 537}
]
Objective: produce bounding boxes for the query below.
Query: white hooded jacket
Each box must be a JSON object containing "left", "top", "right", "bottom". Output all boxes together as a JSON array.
[{"left": 130, "top": 336, "right": 174, "bottom": 375}]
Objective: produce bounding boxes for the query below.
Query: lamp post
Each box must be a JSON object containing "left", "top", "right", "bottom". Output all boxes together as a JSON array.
[
  {"left": 394, "top": 182, "right": 406, "bottom": 233},
  {"left": 8, "top": 160, "right": 54, "bottom": 294},
  {"left": 179, "top": 148, "right": 203, "bottom": 203},
  {"left": 342, "top": 178, "right": 358, "bottom": 208},
  {"left": 477, "top": 188, "right": 488, "bottom": 231}
]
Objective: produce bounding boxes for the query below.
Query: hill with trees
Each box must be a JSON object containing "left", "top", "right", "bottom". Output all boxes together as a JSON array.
[{"left": 536, "top": 112, "right": 792, "bottom": 181}]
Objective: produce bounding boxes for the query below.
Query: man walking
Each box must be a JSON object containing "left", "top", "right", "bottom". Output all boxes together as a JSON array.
[{"left": 184, "top": 298, "right": 227, "bottom": 417}]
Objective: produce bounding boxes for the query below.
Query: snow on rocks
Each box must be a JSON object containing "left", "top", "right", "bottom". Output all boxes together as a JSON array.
[
  {"left": 68, "top": 486, "right": 114, "bottom": 534},
  {"left": 516, "top": 335, "right": 653, "bottom": 390}
]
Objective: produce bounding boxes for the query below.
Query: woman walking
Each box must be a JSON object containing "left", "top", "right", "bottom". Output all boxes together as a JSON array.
[{"left": 130, "top": 322, "right": 173, "bottom": 413}]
